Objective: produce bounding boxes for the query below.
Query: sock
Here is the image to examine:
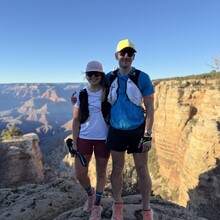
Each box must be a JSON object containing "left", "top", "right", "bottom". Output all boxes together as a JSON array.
[
  {"left": 85, "top": 185, "right": 93, "bottom": 196},
  {"left": 94, "top": 191, "right": 103, "bottom": 205}
]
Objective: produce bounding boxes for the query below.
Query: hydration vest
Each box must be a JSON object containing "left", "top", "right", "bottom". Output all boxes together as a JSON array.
[
  {"left": 107, "top": 69, "right": 142, "bottom": 106},
  {"left": 79, "top": 88, "right": 111, "bottom": 124}
]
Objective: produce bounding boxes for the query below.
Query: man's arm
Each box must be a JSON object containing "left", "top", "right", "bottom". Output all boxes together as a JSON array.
[
  {"left": 71, "top": 92, "right": 77, "bottom": 105},
  {"left": 143, "top": 94, "right": 154, "bottom": 135}
]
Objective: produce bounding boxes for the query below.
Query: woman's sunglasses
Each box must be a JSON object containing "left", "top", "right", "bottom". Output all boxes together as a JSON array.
[
  {"left": 86, "top": 72, "right": 102, "bottom": 77},
  {"left": 118, "top": 50, "right": 135, "bottom": 57}
]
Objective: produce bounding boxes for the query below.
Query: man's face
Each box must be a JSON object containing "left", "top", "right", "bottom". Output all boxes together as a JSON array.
[{"left": 115, "top": 49, "right": 135, "bottom": 69}]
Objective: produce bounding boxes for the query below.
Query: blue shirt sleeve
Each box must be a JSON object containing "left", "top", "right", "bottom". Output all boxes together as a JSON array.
[{"left": 138, "top": 71, "right": 154, "bottom": 96}]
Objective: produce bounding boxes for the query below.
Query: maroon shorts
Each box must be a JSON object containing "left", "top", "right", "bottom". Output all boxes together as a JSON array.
[{"left": 77, "top": 138, "right": 110, "bottom": 159}]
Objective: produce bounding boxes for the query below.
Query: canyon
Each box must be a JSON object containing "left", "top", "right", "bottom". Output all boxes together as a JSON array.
[{"left": 0, "top": 72, "right": 220, "bottom": 219}]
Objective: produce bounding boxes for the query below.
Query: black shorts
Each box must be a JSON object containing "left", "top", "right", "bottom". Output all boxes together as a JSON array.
[{"left": 106, "top": 123, "right": 145, "bottom": 154}]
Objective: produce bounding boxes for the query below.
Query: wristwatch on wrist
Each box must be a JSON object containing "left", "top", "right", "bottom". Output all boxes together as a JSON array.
[{"left": 144, "top": 129, "right": 152, "bottom": 136}]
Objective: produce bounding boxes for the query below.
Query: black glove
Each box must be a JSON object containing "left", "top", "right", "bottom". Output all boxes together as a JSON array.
[{"left": 66, "top": 138, "right": 87, "bottom": 167}]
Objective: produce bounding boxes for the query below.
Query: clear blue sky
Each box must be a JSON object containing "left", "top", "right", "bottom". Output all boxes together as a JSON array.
[{"left": 0, "top": 0, "right": 219, "bottom": 83}]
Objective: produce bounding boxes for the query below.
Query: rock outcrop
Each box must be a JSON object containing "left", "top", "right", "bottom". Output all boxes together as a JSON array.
[
  {"left": 0, "top": 178, "right": 206, "bottom": 220},
  {"left": 0, "top": 178, "right": 86, "bottom": 220},
  {"left": 0, "top": 133, "right": 44, "bottom": 187}
]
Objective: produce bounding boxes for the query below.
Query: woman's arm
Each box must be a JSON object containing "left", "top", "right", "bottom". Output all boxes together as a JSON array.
[{"left": 72, "top": 106, "right": 80, "bottom": 150}]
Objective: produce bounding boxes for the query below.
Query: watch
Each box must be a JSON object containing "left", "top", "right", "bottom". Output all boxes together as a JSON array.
[{"left": 145, "top": 129, "right": 152, "bottom": 136}]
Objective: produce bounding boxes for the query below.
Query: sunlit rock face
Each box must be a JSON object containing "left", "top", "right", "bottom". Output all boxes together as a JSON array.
[
  {"left": 0, "top": 133, "right": 44, "bottom": 187},
  {"left": 153, "top": 78, "right": 220, "bottom": 217}
]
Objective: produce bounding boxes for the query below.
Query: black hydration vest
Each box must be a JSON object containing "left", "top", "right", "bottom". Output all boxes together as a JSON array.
[
  {"left": 79, "top": 88, "right": 111, "bottom": 124},
  {"left": 107, "top": 68, "right": 142, "bottom": 106},
  {"left": 79, "top": 69, "right": 140, "bottom": 124},
  {"left": 109, "top": 68, "right": 141, "bottom": 86}
]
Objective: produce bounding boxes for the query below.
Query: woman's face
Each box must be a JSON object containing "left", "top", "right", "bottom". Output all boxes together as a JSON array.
[{"left": 86, "top": 71, "right": 103, "bottom": 86}]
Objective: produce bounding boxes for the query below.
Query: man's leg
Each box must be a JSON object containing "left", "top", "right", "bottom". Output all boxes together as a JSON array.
[
  {"left": 110, "top": 150, "right": 125, "bottom": 203},
  {"left": 133, "top": 152, "right": 152, "bottom": 210},
  {"left": 110, "top": 150, "right": 125, "bottom": 219}
]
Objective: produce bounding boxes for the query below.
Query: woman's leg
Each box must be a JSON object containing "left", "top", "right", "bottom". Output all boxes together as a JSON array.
[
  {"left": 95, "top": 156, "right": 109, "bottom": 192},
  {"left": 75, "top": 155, "right": 92, "bottom": 189}
]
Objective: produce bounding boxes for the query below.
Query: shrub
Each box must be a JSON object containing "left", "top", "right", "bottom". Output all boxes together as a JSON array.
[{"left": 1, "top": 126, "right": 22, "bottom": 141}]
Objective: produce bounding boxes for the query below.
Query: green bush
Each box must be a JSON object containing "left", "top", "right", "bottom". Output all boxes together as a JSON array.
[{"left": 1, "top": 126, "right": 22, "bottom": 141}]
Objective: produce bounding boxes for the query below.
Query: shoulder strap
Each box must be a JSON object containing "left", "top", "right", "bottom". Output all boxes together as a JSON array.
[
  {"left": 109, "top": 69, "right": 119, "bottom": 85},
  {"left": 110, "top": 68, "right": 141, "bottom": 87},
  {"left": 79, "top": 88, "right": 89, "bottom": 123},
  {"left": 101, "top": 88, "right": 111, "bottom": 124},
  {"left": 129, "top": 69, "right": 141, "bottom": 87}
]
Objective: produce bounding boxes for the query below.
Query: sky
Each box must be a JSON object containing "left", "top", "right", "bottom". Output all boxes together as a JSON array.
[{"left": 0, "top": 0, "right": 220, "bottom": 83}]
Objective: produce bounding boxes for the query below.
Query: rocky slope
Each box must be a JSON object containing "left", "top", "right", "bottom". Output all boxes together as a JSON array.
[
  {"left": 0, "top": 134, "right": 209, "bottom": 219},
  {"left": 0, "top": 178, "right": 206, "bottom": 220}
]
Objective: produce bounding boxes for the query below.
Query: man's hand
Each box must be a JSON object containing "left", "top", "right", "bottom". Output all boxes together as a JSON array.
[
  {"left": 71, "top": 91, "right": 77, "bottom": 105},
  {"left": 141, "top": 141, "right": 152, "bottom": 152},
  {"left": 138, "top": 136, "right": 152, "bottom": 153}
]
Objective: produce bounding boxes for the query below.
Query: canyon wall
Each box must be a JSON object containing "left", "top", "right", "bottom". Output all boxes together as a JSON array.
[{"left": 153, "top": 77, "right": 220, "bottom": 217}]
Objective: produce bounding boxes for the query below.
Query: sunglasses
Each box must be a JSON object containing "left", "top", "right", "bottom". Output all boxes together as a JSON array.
[
  {"left": 86, "top": 72, "right": 102, "bottom": 77},
  {"left": 118, "top": 50, "right": 135, "bottom": 57}
]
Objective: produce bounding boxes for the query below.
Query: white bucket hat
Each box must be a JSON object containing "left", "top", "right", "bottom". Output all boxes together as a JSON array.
[{"left": 86, "top": 60, "right": 104, "bottom": 73}]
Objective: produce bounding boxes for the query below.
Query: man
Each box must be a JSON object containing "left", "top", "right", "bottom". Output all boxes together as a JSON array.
[{"left": 106, "top": 39, "right": 154, "bottom": 220}]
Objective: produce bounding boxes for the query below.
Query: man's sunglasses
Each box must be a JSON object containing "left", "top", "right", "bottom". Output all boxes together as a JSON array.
[
  {"left": 86, "top": 72, "right": 102, "bottom": 77},
  {"left": 118, "top": 50, "right": 135, "bottom": 57}
]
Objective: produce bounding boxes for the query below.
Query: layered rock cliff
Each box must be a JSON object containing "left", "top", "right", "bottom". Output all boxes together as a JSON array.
[
  {"left": 0, "top": 133, "right": 44, "bottom": 187},
  {"left": 152, "top": 77, "right": 220, "bottom": 219}
]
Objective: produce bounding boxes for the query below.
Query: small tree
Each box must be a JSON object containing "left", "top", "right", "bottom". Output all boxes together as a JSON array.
[
  {"left": 1, "top": 129, "right": 11, "bottom": 140},
  {"left": 207, "top": 52, "right": 220, "bottom": 70},
  {"left": 1, "top": 126, "right": 22, "bottom": 141}
]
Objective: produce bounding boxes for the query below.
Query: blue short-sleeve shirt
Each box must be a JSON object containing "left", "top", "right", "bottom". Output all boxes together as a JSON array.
[{"left": 105, "top": 67, "right": 154, "bottom": 130}]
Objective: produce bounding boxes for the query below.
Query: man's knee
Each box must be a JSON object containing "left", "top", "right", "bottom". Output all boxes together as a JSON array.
[{"left": 135, "top": 165, "right": 148, "bottom": 176}]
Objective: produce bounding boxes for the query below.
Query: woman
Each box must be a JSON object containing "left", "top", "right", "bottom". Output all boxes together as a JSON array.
[{"left": 72, "top": 60, "right": 110, "bottom": 220}]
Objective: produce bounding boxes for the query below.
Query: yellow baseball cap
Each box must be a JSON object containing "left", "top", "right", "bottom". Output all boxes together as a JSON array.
[{"left": 116, "top": 39, "right": 136, "bottom": 52}]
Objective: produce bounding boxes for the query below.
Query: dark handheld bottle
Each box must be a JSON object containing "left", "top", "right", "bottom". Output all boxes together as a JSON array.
[
  {"left": 141, "top": 136, "right": 152, "bottom": 144},
  {"left": 136, "top": 136, "right": 152, "bottom": 153}
]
